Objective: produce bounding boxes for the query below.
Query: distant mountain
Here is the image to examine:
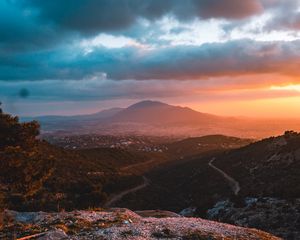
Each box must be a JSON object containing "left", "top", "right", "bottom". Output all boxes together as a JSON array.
[
  {"left": 22, "top": 107, "right": 123, "bottom": 122},
  {"left": 108, "top": 100, "right": 222, "bottom": 125},
  {"left": 21, "top": 107, "right": 124, "bottom": 133},
  {"left": 128, "top": 100, "right": 168, "bottom": 109},
  {"left": 22, "top": 100, "right": 300, "bottom": 138},
  {"left": 83, "top": 107, "right": 124, "bottom": 120}
]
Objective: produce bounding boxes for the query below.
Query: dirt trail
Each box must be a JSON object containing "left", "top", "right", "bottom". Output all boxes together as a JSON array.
[
  {"left": 208, "top": 157, "right": 240, "bottom": 195},
  {"left": 104, "top": 176, "right": 150, "bottom": 207},
  {"left": 104, "top": 159, "right": 155, "bottom": 208},
  {"left": 120, "top": 159, "right": 156, "bottom": 173}
]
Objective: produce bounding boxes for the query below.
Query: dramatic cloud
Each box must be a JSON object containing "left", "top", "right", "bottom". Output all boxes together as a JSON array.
[
  {"left": 24, "top": 0, "right": 263, "bottom": 34},
  {"left": 0, "top": 0, "right": 267, "bottom": 50},
  {"left": 1, "top": 0, "right": 300, "bottom": 116},
  {"left": 1, "top": 39, "right": 300, "bottom": 81}
]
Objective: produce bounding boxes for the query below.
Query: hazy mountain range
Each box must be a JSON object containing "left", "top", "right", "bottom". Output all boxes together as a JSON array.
[{"left": 23, "top": 100, "right": 300, "bottom": 138}]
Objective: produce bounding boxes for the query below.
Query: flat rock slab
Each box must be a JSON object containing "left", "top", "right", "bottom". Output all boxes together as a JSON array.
[{"left": 0, "top": 208, "right": 281, "bottom": 240}]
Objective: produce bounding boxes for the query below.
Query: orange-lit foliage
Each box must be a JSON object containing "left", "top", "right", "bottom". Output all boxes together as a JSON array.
[
  {"left": 0, "top": 103, "right": 54, "bottom": 209},
  {"left": 0, "top": 104, "right": 144, "bottom": 211}
]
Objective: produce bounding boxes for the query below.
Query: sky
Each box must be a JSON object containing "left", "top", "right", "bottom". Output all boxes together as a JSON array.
[{"left": 1, "top": 0, "right": 300, "bottom": 117}]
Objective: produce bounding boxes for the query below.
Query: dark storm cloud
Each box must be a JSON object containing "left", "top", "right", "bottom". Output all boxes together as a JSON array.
[
  {"left": 104, "top": 40, "right": 300, "bottom": 80},
  {"left": 23, "top": 0, "right": 263, "bottom": 35},
  {"left": 1, "top": 40, "right": 300, "bottom": 81},
  {"left": 0, "top": 0, "right": 74, "bottom": 53},
  {"left": 1, "top": 0, "right": 300, "bottom": 84},
  {"left": 0, "top": 0, "right": 297, "bottom": 52},
  {"left": 0, "top": 0, "right": 265, "bottom": 54}
]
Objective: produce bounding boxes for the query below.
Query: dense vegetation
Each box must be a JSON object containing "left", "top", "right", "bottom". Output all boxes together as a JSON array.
[
  {"left": 0, "top": 104, "right": 54, "bottom": 209},
  {"left": 0, "top": 105, "right": 142, "bottom": 211},
  {"left": 212, "top": 130, "right": 300, "bottom": 199},
  {"left": 112, "top": 135, "right": 252, "bottom": 213},
  {"left": 116, "top": 153, "right": 232, "bottom": 215},
  {"left": 117, "top": 131, "right": 300, "bottom": 214},
  {"left": 116, "top": 131, "right": 300, "bottom": 238}
]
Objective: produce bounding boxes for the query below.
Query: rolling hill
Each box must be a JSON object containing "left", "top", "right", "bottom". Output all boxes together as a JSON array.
[
  {"left": 116, "top": 131, "right": 300, "bottom": 238},
  {"left": 211, "top": 130, "right": 300, "bottom": 198},
  {"left": 166, "top": 135, "right": 253, "bottom": 158}
]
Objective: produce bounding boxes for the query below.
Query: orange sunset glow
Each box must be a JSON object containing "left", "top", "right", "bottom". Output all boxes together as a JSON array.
[{"left": 1, "top": 0, "right": 300, "bottom": 120}]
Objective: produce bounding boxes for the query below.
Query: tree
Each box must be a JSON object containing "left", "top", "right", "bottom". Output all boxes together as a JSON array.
[
  {"left": 0, "top": 103, "right": 40, "bottom": 150},
  {"left": 0, "top": 105, "right": 52, "bottom": 209}
]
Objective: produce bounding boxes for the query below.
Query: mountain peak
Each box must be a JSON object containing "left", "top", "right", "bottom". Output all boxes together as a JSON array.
[{"left": 127, "top": 100, "right": 169, "bottom": 109}]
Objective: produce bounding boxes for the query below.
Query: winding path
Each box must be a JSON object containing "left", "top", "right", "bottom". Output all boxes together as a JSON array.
[
  {"left": 120, "top": 159, "right": 156, "bottom": 173},
  {"left": 104, "top": 176, "right": 150, "bottom": 207},
  {"left": 208, "top": 157, "right": 240, "bottom": 195},
  {"left": 104, "top": 159, "right": 155, "bottom": 208}
]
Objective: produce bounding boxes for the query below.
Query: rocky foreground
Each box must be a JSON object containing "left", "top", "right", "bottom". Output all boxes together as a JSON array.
[
  {"left": 207, "top": 197, "right": 300, "bottom": 239},
  {"left": 0, "top": 208, "right": 280, "bottom": 240}
]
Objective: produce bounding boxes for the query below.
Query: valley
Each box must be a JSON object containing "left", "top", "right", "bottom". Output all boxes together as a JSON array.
[{"left": 1, "top": 103, "right": 300, "bottom": 239}]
